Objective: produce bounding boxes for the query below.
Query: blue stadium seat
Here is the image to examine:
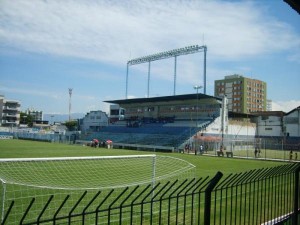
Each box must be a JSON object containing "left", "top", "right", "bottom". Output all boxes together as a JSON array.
[{"left": 84, "top": 119, "right": 213, "bottom": 147}]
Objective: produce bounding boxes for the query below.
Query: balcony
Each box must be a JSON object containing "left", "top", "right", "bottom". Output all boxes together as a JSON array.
[
  {"left": 2, "top": 113, "right": 18, "bottom": 118},
  {"left": 3, "top": 106, "right": 20, "bottom": 111},
  {"left": 2, "top": 120, "right": 19, "bottom": 125}
]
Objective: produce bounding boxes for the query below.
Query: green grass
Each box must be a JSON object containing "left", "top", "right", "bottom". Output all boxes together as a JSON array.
[
  {"left": 0, "top": 139, "right": 286, "bottom": 178},
  {"left": 0, "top": 139, "right": 291, "bottom": 225}
]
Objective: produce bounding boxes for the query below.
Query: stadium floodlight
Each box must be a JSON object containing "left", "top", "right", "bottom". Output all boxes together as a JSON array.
[
  {"left": 193, "top": 85, "right": 203, "bottom": 91},
  {"left": 127, "top": 45, "right": 206, "bottom": 66},
  {"left": 125, "top": 45, "right": 207, "bottom": 98}
]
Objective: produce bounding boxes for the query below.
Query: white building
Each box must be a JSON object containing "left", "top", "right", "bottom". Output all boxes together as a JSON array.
[
  {"left": 266, "top": 99, "right": 272, "bottom": 111},
  {"left": 254, "top": 107, "right": 300, "bottom": 138},
  {"left": 284, "top": 106, "right": 300, "bottom": 137},
  {"left": 0, "top": 95, "right": 21, "bottom": 127},
  {"left": 25, "top": 109, "right": 43, "bottom": 121},
  {"left": 79, "top": 110, "right": 109, "bottom": 132},
  {"left": 255, "top": 111, "right": 285, "bottom": 137},
  {"left": 109, "top": 104, "right": 125, "bottom": 123}
]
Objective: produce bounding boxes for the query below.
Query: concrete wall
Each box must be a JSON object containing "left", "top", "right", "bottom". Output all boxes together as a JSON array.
[
  {"left": 285, "top": 108, "right": 300, "bottom": 137},
  {"left": 257, "top": 115, "right": 282, "bottom": 137}
]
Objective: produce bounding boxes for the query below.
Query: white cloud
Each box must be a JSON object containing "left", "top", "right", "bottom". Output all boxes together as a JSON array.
[
  {"left": 272, "top": 100, "right": 300, "bottom": 112},
  {"left": 0, "top": 0, "right": 299, "bottom": 111},
  {"left": 0, "top": 0, "right": 299, "bottom": 65}
]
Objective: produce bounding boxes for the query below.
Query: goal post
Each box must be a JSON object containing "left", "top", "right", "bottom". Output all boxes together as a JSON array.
[
  {"left": 0, "top": 155, "right": 158, "bottom": 189},
  {"left": 0, "top": 154, "right": 195, "bottom": 224}
]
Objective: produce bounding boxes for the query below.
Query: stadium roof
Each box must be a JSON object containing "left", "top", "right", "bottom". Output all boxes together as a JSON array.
[
  {"left": 104, "top": 93, "right": 222, "bottom": 105},
  {"left": 286, "top": 105, "right": 300, "bottom": 115},
  {"left": 228, "top": 111, "right": 257, "bottom": 119},
  {"left": 246, "top": 111, "right": 286, "bottom": 118}
]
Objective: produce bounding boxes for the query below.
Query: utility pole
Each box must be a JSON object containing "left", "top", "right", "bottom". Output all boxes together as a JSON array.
[
  {"left": 194, "top": 85, "right": 203, "bottom": 127},
  {"left": 221, "top": 95, "right": 228, "bottom": 149}
]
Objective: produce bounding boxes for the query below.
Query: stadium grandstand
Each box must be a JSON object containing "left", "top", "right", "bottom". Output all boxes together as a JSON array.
[
  {"left": 80, "top": 93, "right": 228, "bottom": 152},
  {"left": 83, "top": 44, "right": 259, "bottom": 153}
]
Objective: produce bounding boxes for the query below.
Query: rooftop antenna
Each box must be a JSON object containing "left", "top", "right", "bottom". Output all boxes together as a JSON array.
[{"left": 68, "top": 88, "right": 73, "bottom": 121}]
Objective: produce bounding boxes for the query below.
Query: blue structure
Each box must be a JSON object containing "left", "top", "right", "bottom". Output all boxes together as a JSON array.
[{"left": 81, "top": 93, "right": 221, "bottom": 150}]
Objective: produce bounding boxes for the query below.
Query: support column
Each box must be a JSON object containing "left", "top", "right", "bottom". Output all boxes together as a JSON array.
[
  {"left": 125, "top": 64, "right": 129, "bottom": 99},
  {"left": 147, "top": 61, "right": 151, "bottom": 98},
  {"left": 174, "top": 56, "right": 177, "bottom": 96},
  {"left": 203, "top": 46, "right": 207, "bottom": 94}
]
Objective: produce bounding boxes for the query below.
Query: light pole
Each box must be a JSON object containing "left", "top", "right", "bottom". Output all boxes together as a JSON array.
[
  {"left": 68, "top": 88, "right": 73, "bottom": 121},
  {"left": 193, "top": 85, "right": 203, "bottom": 127}
]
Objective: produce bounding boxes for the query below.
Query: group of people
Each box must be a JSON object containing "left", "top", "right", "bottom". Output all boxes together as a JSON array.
[
  {"left": 183, "top": 144, "right": 299, "bottom": 161},
  {"left": 289, "top": 150, "right": 298, "bottom": 161},
  {"left": 255, "top": 148, "right": 299, "bottom": 161},
  {"left": 90, "top": 139, "right": 113, "bottom": 149},
  {"left": 184, "top": 143, "right": 192, "bottom": 153},
  {"left": 183, "top": 144, "right": 207, "bottom": 155}
]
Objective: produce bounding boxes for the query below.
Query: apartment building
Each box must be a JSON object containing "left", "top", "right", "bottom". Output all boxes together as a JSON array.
[
  {"left": 266, "top": 99, "right": 272, "bottom": 111},
  {"left": 25, "top": 109, "right": 43, "bottom": 121},
  {"left": 215, "top": 75, "right": 267, "bottom": 113},
  {"left": 0, "top": 95, "right": 21, "bottom": 127}
]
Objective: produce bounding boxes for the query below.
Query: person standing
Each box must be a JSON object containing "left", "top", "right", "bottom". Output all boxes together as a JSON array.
[{"left": 200, "top": 145, "right": 203, "bottom": 154}]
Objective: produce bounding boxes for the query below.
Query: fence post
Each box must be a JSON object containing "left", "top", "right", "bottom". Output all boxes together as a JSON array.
[
  {"left": 204, "top": 171, "right": 223, "bottom": 225},
  {"left": 293, "top": 164, "right": 300, "bottom": 225},
  {"left": 1, "top": 201, "right": 14, "bottom": 225}
]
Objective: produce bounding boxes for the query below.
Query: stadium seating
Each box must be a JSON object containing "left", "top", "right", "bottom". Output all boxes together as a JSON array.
[{"left": 83, "top": 119, "right": 213, "bottom": 147}]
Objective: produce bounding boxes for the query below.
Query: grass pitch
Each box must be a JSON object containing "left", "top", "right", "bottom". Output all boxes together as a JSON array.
[
  {"left": 0, "top": 139, "right": 293, "bottom": 225},
  {"left": 0, "top": 139, "right": 286, "bottom": 177}
]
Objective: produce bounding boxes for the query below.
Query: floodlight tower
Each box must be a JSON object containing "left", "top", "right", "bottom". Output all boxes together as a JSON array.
[
  {"left": 68, "top": 88, "right": 73, "bottom": 121},
  {"left": 126, "top": 45, "right": 207, "bottom": 99}
]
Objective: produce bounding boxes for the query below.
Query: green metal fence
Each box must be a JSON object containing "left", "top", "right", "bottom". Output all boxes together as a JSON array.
[{"left": 1, "top": 163, "right": 299, "bottom": 225}]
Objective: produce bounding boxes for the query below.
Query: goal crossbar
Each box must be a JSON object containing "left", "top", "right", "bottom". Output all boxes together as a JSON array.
[{"left": 0, "top": 154, "right": 156, "bottom": 162}]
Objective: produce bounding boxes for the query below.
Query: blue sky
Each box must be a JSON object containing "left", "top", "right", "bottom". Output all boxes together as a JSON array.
[{"left": 0, "top": 0, "right": 299, "bottom": 116}]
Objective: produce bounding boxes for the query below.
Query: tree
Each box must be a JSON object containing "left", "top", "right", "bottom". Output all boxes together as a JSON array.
[
  {"left": 64, "top": 120, "right": 78, "bottom": 131},
  {"left": 20, "top": 112, "right": 34, "bottom": 127}
]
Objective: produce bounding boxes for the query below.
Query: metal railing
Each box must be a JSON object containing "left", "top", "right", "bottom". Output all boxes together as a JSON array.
[{"left": 1, "top": 163, "right": 299, "bottom": 225}]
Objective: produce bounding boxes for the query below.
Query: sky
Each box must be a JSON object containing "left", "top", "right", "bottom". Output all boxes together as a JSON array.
[{"left": 0, "top": 0, "right": 299, "bottom": 116}]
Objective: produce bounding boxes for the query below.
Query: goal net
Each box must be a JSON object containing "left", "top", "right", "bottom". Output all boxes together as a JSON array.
[{"left": 0, "top": 155, "right": 195, "bottom": 224}]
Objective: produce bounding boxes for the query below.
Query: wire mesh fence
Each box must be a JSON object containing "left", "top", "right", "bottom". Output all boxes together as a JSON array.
[
  {"left": 1, "top": 163, "right": 299, "bottom": 225},
  {"left": 193, "top": 136, "right": 300, "bottom": 161}
]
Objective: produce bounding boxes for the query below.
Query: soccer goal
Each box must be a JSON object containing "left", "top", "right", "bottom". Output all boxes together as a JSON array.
[{"left": 0, "top": 154, "right": 195, "bottom": 224}]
